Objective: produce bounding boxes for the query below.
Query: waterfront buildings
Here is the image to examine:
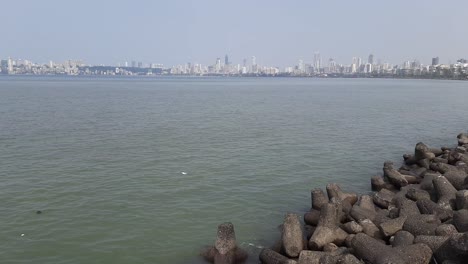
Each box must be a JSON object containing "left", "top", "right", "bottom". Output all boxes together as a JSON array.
[{"left": 0, "top": 54, "right": 467, "bottom": 79}]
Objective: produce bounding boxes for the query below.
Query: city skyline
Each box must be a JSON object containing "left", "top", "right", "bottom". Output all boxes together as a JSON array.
[
  {"left": 0, "top": 52, "right": 462, "bottom": 70},
  {"left": 1, "top": 51, "right": 462, "bottom": 70},
  {"left": 2, "top": 52, "right": 467, "bottom": 79},
  {"left": 1, "top": 0, "right": 467, "bottom": 67}
]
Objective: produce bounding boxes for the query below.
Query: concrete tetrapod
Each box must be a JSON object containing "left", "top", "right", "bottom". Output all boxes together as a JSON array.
[
  {"left": 433, "top": 175, "right": 457, "bottom": 209},
  {"left": 308, "top": 201, "right": 348, "bottom": 250},
  {"left": 281, "top": 214, "right": 304, "bottom": 258},
  {"left": 201, "top": 223, "right": 248, "bottom": 264},
  {"left": 259, "top": 249, "right": 297, "bottom": 264},
  {"left": 434, "top": 233, "right": 468, "bottom": 263},
  {"left": 351, "top": 233, "right": 432, "bottom": 264},
  {"left": 311, "top": 188, "right": 329, "bottom": 210},
  {"left": 326, "top": 183, "right": 358, "bottom": 205},
  {"left": 457, "top": 133, "right": 468, "bottom": 146}
]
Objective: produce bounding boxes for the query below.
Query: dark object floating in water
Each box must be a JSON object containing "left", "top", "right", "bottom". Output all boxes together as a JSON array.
[{"left": 36, "top": 210, "right": 42, "bottom": 214}]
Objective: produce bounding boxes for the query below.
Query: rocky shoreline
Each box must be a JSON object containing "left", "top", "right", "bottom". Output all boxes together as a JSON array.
[{"left": 202, "top": 133, "right": 468, "bottom": 264}]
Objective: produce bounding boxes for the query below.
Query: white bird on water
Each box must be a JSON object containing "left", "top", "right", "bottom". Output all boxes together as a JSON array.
[{"left": 181, "top": 172, "right": 187, "bottom": 175}]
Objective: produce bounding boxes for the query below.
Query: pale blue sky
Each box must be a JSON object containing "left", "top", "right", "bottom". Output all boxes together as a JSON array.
[{"left": 2, "top": 0, "right": 467, "bottom": 66}]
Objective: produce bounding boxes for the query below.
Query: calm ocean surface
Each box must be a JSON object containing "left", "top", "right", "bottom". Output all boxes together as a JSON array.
[{"left": 1, "top": 76, "right": 467, "bottom": 263}]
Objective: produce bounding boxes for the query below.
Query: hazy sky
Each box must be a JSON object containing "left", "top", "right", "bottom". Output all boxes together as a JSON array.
[{"left": 2, "top": 0, "right": 467, "bottom": 67}]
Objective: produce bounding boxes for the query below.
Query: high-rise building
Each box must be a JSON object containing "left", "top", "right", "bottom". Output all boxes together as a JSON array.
[
  {"left": 7, "top": 57, "right": 13, "bottom": 73},
  {"left": 403, "top": 61, "right": 411, "bottom": 69},
  {"left": 251, "top": 56, "right": 257, "bottom": 73},
  {"left": 313, "top": 52, "right": 321, "bottom": 72},
  {"left": 298, "top": 59, "right": 304, "bottom": 73},
  {"left": 328, "top": 58, "right": 336, "bottom": 73},
  {"left": 215, "top": 58, "right": 221, "bottom": 73},
  {"left": 0, "top": 59, "right": 8, "bottom": 73},
  {"left": 224, "top": 55, "right": 229, "bottom": 65},
  {"left": 138, "top": 62, "right": 143, "bottom": 68},
  {"left": 368, "top": 54, "right": 374, "bottom": 64},
  {"left": 351, "top": 57, "right": 358, "bottom": 73},
  {"left": 131, "top": 61, "right": 136, "bottom": 68},
  {"left": 432, "top": 57, "right": 439, "bottom": 66}
]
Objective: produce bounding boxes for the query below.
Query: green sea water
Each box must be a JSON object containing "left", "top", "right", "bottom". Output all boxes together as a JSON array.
[{"left": 1, "top": 76, "right": 467, "bottom": 263}]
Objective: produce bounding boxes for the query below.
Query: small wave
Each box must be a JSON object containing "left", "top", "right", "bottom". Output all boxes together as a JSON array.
[{"left": 240, "top": 242, "right": 264, "bottom": 249}]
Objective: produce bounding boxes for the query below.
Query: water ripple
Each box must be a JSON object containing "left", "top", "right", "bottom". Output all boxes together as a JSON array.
[{"left": 0, "top": 77, "right": 467, "bottom": 263}]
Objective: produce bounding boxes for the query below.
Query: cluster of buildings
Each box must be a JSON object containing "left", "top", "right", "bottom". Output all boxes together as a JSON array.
[
  {"left": 0, "top": 58, "right": 85, "bottom": 75},
  {"left": 288, "top": 54, "right": 468, "bottom": 79},
  {"left": 1, "top": 54, "right": 468, "bottom": 80},
  {"left": 168, "top": 55, "right": 280, "bottom": 76}
]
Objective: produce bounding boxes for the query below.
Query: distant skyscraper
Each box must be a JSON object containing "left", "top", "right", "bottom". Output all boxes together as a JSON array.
[
  {"left": 298, "top": 59, "right": 304, "bottom": 73},
  {"left": 403, "top": 61, "right": 411, "bottom": 69},
  {"left": 328, "top": 58, "right": 336, "bottom": 73},
  {"left": 138, "top": 62, "right": 143, "bottom": 68},
  {"left": 131, "top": 61, "right": 136, "bottom": 68},
  {"left": 251, "top": 56, "right": 257, "bottom": 73},
  {"left": 351, "top": 57, "right": 358, "bottom": 73},
  {"left": 357, "top": 57, "right": 362, "bottom": 69},
  {"left": 243, "top": 58, "right": 247, "bottom": 67},
  {"left": 224, "top": 54, "right": 229, "bottom": 65},
  {"left": 7, "top": 57, "right": 13, "bottom": 73},
  {"left": 0, "top": 59, "right": 8, "bottom": 73},
  {"left": 368, "top": 54, "right": 374, "bottom": 64},
  {"left": 215, "top": 58, "right": 221, "bottom": 72},
  {"left": 313, "top": 52, "right": 321, "bottom": 72},
  {"left": 432, "top": 57, "right": 439, "bottom": 66}
]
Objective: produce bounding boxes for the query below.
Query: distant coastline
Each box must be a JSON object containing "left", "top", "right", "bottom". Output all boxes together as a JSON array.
[
  {"left": 1, "top": 72, "right": 467, "bottom": 81},
  {"left": 2, "top": 56, "right": 468, "bottom": 81}
]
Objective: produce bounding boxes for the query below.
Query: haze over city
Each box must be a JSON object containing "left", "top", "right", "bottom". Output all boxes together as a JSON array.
[{"left": 2, "top": 0, "right": 467, "bottom": 67}]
